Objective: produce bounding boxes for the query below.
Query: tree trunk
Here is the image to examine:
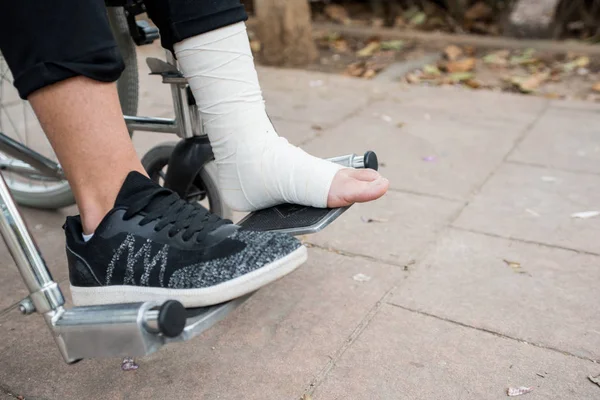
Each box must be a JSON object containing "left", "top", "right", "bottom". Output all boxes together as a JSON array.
[
  {"left": 254, "top": 0, "right": 318, "bottom": 67},
  {"left": 504, "top": 0, "right": 560, "bottom": 38}
]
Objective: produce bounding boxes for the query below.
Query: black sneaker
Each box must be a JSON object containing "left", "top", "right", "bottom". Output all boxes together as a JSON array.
[{"left": 64, "top": 171, "right": 307, "bottom": 308}]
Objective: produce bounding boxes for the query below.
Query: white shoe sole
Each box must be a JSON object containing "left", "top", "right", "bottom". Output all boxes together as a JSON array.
[{"left": 70, "top": 245, "right": 307, "bottom": 308}]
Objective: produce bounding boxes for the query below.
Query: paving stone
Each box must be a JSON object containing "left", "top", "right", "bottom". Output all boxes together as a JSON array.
[
  {"left": 509, "top": 106, "right": 600, "bottom": 174},
  {"left": 0, "top": 392, "right": 22, "bottom": 400},
  {"left": 2, "top": 50, "right": 600, "bottom": 400},
  {"left": 389, "top": 229, "right": 600, "bottom": 361},
  {"left": 306, "top": 190, "right": 463, "bottom": 264},
  {"left": 313, "top": 304, "right": 600, "bottom": 400},
  {"left": 453, "top": 163, "right": 600, "bottom": 254},
  {"left": 271, "top": 118, "right": 321, "bottom": 146},
  {"left": 0, "top": 259, "right": 29, "bottom": 313},
  {"left": 260, "top": 68, "right": 379, "bottom": 127},
  {"left": 1, "top": 206, "right": 72, "bottom": 288},
  {"left": 395, "top": 85, "right": 548, "bottom": 124},
  {"left": 303, "top": 89, "right": 545, "bottom": 200},
  {"left": 550, "top": 98, "right": 600, "bottom": 112},
  {"left": 0, "top": 249, "right": 405, "bottom": 400}
]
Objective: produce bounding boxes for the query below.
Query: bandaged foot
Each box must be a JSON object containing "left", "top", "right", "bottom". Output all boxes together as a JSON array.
[{"left": 175, "top": 22, "right": 388, "bottom": 211}]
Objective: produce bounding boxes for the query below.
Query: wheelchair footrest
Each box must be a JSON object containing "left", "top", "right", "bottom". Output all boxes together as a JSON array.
[
  {"left": 167, "top": 294, "right": 252, "bottom": 344},
  {"left": 52, "top": 295, "right": 252, "bottom": 361},
  {"left": 238, "top": 205, "right": 349, "bottom": 236},
  {"left": 237, "top": 151, "right": 378, "bottom": 235}
]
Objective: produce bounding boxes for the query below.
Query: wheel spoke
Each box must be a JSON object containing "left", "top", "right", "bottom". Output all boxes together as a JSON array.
[{"left": 0, "top": 54, "right": 69, "bottom": 196}]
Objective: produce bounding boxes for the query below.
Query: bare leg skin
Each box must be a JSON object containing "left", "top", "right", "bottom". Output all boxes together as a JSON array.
[{"left": 28, "top": 76, "right": 147, "bottom": 234}]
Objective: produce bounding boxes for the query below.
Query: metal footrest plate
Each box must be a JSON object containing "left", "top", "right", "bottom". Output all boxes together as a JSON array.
[{"left": 238, "top": 205, "right": 349, "bottom": 236}]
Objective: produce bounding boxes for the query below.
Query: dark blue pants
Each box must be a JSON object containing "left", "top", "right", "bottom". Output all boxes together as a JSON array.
[{"left": 0, "top": 0, "right": 247, "bottom": 99}]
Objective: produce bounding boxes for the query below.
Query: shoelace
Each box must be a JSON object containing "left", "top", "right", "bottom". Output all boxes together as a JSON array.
[{"left": 122, "top": 188, "right": 227, "bottom": 243}]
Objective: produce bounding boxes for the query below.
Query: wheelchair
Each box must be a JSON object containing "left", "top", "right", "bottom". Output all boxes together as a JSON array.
[{"left": 0, "top": 2, "right": 379, "bottom": 363}]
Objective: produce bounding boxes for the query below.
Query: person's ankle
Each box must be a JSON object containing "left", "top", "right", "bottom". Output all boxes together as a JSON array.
[
  {"left": 73, "top": 168, "right": 149, "bottom": 234},
  {"left": 79, "top": 203, "right": 112, "bottom": 235},
  {"left": 75, "top": 184, "right": 122, "bottom": 234}
]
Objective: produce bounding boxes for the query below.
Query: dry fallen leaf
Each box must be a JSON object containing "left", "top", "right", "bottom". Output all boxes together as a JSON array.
[
  {"left": 324, "top": 4, "right": 350, "bottom": 25},
  {"left": 423, "top": 64, "right": 442, "bottom": 77},
  {"left": 510, "top": 72, "right": 549, "bottom": 93},
  {"left": 589, "top": 374, "right": 600, "bottom": 387},
  {"left": 345, "top": 62, "right": 365, "bottom": 77},
  {"left": 471, "top": 21, "right": 500, "bottom": 35},
  {"left": 444, "top": 45, "right": 463, "bottom": 61},
  {"left": 483, "top": 50, "right": 510, "bottom": 67},
  {"left": 301, "top": 395, "right": 313, "bottom": 400},
  {"left": 409, "top": 12, "right": 427, "bottom": 26},
  {"left": 510, "top": 49, "right": 537, "bottom": 66},
  {"left": 249, "top": 40, "right": 261, "bottom": 53},
  {"left": 446, "top": 72, "right": 475, "bottom": 83},
  {"left": 563, "top": 56, "right": 590, "bottom": 72},
  {"left": 464, "top": 79, "right": 482, "bottom": 89},
  {"left": 380, "top": 40, "right": 404, "bottom": 51},
  {"left": 331, "top": 38, "right": 349, "bottom": 53},
  {"left": 405, "top": 73, "right": 421, "bottom": 84},
  {"left": 544, "top": 92, "right": 561, "bottom": 99},
  {"left": 503, "top": 259, "right": 521, "bottom": 269},
  {"left": 356, "top": 41, "right": 381, "bottom": 58},
  {"left": 507, "top": 387, "right": 533, "bottom": 396},
  {"left": 362, "top": 69, "right": 377, "bottom": 79},
  {"left": 592, "top": 82, "right": 600, "bottom": 93},
  {"left": 446, "top": 58, "right": 476, "bottom": 73},
  {"left": 465, "top": 2, "right": 493, "bottom": 20}
]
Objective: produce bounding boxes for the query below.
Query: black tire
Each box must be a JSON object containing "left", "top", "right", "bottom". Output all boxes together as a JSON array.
[{"left": 141, "top": 143, "right": 232, "bottom": 220}]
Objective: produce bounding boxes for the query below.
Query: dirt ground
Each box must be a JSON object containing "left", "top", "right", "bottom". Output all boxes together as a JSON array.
[{"left": 249, "top": 28, "right": 600, "bottom": 103}]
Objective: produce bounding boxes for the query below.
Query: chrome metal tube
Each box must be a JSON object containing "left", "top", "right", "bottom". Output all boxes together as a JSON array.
[
  {"left": 0, "top": 132, "right": 65, "bottom": 180},
  {"left": 0, "top": 173, "right": 64, "bottom": 313},
  {"left": 143, "top": 309, "right": 160, "bottom": 333},
  {"left": 166, "top": 51, "right": 195, "bottom": 139},
  {"left": 55, "top": 302, "right": 165, "bottom": 359},
  {"left": 0, "top": 159, "right": 63, "bottom": 181},
  {"left": 124, "top": 116, "right": 179, "bottom": 133},
  {"left": 171, "top": 85, "right": 194, "bottom": 139},
  {"left": 327, "top": 154, "right": 364, "bottom": 169}
]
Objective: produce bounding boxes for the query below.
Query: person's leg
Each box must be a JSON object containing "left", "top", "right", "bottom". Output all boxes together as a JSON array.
[
  {"left": 144, "top": 1, "right": 389, "bottom": 212},
  {"left": 28, "top": 77, "right": 147, "bottom": 234},
  {"left": 0, "top": 0, "right": 143, "bottom": 234},
  {"left": 0, "top": 1, "right": 307, "bottom": 307}
]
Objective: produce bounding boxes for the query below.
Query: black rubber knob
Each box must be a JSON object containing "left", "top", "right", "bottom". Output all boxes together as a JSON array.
[
  {"left": 364, "top": 151, "right": 378, "bottom": 171},
  {"left": 158, "top": 300, "right": 187, "bottom": 338}
]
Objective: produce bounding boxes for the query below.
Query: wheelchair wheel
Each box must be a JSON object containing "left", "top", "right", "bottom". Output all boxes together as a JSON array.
[
  {"left": 141, "top": 143, "right": 233, "bottom": 220},
  {"left": 0, "top": 7, "right": 138, "bottom": 209}
]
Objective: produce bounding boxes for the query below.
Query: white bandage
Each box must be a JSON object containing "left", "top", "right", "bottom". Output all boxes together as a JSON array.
[{"left": 174, "top": 22, "right": 342, "bottom": 211}]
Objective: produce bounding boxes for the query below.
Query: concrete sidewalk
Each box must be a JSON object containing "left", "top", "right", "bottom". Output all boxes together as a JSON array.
[{"left": 0, "top": 44, "right": 599, "bottom": 399}]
